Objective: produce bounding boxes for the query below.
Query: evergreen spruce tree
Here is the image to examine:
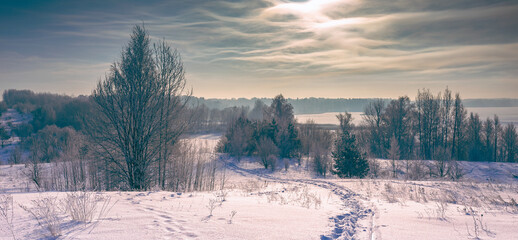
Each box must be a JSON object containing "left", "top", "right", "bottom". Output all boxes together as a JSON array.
[
  {"left": 332, "top": 112, "right": 369, "bottom": 178},
  {"left": 268, "top": 94, "right": 300, "bottom": 158}
]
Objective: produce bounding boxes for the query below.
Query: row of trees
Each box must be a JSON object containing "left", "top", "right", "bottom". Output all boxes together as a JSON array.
[{"left": 361, "top": 88, "right": 517, "bottom": 164}]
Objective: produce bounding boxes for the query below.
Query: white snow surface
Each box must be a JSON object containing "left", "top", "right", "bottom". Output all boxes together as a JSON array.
[{"left": 0, "top": 134, "right": 517, "bottom": 239}]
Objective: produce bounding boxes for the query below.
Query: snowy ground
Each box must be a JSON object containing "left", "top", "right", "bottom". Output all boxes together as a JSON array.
[
  {"left": 0, "top": 163, "right": 345, "bottom": 240},
  {"left": 0, "top": 109, "right": 31, "bottom": 165},
  {"left": 0, "top": 133, "right": 517, "bottom": 239}
]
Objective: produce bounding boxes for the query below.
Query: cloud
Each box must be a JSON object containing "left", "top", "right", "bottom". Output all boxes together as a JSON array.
[
  {"left": 174, "top": 1, "right": 517, "bottom": 79},
  {"left": 0, "top": 0, "right": 517, "bottom": 98}
]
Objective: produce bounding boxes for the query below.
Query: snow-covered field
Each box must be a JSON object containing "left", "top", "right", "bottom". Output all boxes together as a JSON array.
[{"left": 1, "top": 134, "right": 517, "bottom": 239}]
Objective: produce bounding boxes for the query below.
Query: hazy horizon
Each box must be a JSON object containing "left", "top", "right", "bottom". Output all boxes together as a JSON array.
[
  {"left": 1, "top": 0, "right": 517, "bottom": 99},
  {"left": 1, "top": 88, "right": 518, "bottom": 102}
]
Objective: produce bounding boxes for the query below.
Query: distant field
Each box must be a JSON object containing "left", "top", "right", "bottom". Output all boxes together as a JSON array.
[{"left": 296, "top": 107, "right": 518, "bottom": 126}]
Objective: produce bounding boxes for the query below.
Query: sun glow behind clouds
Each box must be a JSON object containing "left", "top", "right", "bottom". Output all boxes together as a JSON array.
[
  {"left": 313, "top": 17, "right": 365, "bottom": 29},
  {"left": 270, "top": 0, "right": 343, "bottom": 14},
  {"left": 266, "top": 0, "right": 359, "bottom": 21},
  {"left": 1, "top": 0, "right": 517, "bottom": 98}
]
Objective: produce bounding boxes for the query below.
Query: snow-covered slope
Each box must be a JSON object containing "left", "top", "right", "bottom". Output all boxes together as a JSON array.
[
  {"left": 0, "top": 109, "right": 31, "bottom": 164},
  {"left": 1, "top": 134, "right": 517, "bottom": 239}
]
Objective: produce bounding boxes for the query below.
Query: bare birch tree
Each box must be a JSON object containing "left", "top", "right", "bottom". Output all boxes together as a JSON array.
[{"left": 87, "top": 25, "right": 189, "bottom": 190}]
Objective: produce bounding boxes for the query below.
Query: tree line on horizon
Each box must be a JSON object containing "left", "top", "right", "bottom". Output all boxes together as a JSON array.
[{"left": 187, "top": 96, "right": 518, "bottom": 115}]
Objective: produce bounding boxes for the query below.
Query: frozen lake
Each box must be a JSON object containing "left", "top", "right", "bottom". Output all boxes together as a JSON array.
[
  {"left": 296, "top": 107, "right": 518, "bottom": 126},
  {"left": 466, "top": 107, "right": 518, "bottom": 124}
]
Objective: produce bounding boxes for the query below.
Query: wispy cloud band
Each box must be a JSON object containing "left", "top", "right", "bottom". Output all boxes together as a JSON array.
[{"left": 0, "top": 0, "right": 516, "bottom": 98}]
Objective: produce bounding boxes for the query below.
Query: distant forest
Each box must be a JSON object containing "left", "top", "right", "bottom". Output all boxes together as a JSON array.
[
  {"left": 1, "top": 92, "right": 517, "bottom": 116},
  {"left": 191, "top": 97, "right": 518, "bottom": 114}
]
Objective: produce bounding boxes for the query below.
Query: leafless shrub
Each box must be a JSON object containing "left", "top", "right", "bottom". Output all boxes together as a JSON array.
[
  {"left": 256, "top": 136, "right": 278, "bottom": 170},
  {"left": 368, "top": 158, "right": 380, "bottom": 178},
  {"left": 266, "top": 191, "right": 279, "bottom": 203},
  {"left": 507, "top": 198, "right": 518, "bottom": 213},
  {"left": 410, "top": 186, "right": 427, "bottom": 203},
  {"left": 25, "top": 160, "right": 42, "bottom": 190},
  {"left": 166, "top": 142, "right": 218, "bottom": 192},
  {"left": 382, "top": 183, "right": 399, "bottom": 203},
  {"left": 61, "top": 192, "right": 98, "bottom": 222},
  {"left": 206, "top": 198, "right": 222, "bottom": 217},
  {"left": 466, "top": 215, "right": 480, "bottom": 239},
  {"left": 8, "top": 146, "right": 22, "bottom": 165},
  {"left": 240, "top": 179, "right": 265, "bottom": 194},
  {"left": 388, "top": 136, "right": 400, "bottom": 178},
  {"left": 408, "top": 160, "right": 426, "bottom": 180},
  {"left": 262, "top": 185, "right": 321, "bottom": 209},
  {"left": 20, "top": 196, "right": 63, "bottom": 238},
  {"left": 214, "top": 189, "right": 228, "bottom": 202},
  {"left": 435, "top": 201, "right": 448, "bottom": 221},
  {"left": 313, "top": 151, "right": 331, "bottom": 177},
  {"left": 464, "top": 206, "right": 494, "bottom": 239},
  {"left": 448, "top": 159, "right": 464, "bottom": 180},
  {"left": 227, "top": 210, "right": 237, "bottom": 224},
  {"left": 267, "top": 155, "right": 277, "bottom": 171},
  {"left": 284, "top": 158, "right": 290, "bottom": 171},
  {"left": 0, "top": 194, "right": 17, "bottom": 240},
  {"left": 87, "top": 195, "right": 117, "bottom": 234},
  {"left": 298, "top": 186, "right": 322, "bottom": 209}
]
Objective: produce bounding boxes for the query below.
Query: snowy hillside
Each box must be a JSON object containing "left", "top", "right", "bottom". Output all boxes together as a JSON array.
[
  {"left": 1, "top": 134, "right": 517, "bottom": 240},
  {"left": 0, "top": 109, "right": 32, "bottom": 164}
]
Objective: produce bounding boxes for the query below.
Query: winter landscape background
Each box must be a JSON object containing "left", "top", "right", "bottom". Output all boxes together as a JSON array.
[{"left": 1, "top": 0, "right": 518, "bottom": 239}]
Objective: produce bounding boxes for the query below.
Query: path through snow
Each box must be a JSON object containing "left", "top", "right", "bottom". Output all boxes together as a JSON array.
[{"left": 225, "top": 161, "right": 372, "bottom": 240}]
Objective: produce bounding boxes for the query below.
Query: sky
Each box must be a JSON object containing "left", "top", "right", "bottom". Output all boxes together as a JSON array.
[{"left": 0, "top": 0, "right": 517, "bottom": 99}]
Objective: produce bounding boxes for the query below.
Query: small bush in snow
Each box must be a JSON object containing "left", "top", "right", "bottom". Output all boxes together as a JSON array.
[
  {"left": 0, "top": 194, "right": 17, "bottom": 240},
  {"left": 206, "top": 198, "right": 222, "bottom": 217},
  {"left": 20, "top": 196, "right": 63, "bottom": 238},
  {"left": 227, "top": 210, "right": 237, "bottom": 224},
  {"left": 435, "top": 201, "right": 448, "bottom": 221},
  {"left": 298, "top": 186, "right": 322, "bottom": 209},
  {"left": 61, "top": 191, "right": 99, "bottom": 222},
  {"left": 214, "top": 189, "right": 228, "bottom": 202},
  {"left": 284, "top": 158, "right": 290, "bottom": 171}
]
